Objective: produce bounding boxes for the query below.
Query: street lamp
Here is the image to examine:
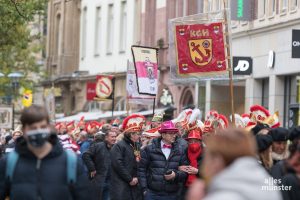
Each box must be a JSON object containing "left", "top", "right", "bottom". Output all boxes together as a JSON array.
[{"left": 0, "top": 72, "right": 24, "bottom": 130}]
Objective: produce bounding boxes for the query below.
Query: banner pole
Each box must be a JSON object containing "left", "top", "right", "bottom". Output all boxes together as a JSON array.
[
  {"left": 126, "top": 97, "right": 129, "bottom": 116},
  {"left": 223, "top": 0, "right": 235, "bottom": 127},
  {"left": 152, "top": 98, "right": 156, "bottom": 116}
]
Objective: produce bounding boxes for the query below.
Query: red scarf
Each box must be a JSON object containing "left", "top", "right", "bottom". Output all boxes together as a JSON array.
[{"left": 186, "top": 143, "right": 202, "bottom": 186}]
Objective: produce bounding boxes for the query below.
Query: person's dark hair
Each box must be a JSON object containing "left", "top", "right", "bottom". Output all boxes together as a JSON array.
[
  {"left": 288, "top": 139, "right": 300, "bottom": 158},
  {"left": 20, "top": 105, "right": 50, "bottom": 127},
  {"left": 105, "top": 130, "right": 117, "bottom": 137}
]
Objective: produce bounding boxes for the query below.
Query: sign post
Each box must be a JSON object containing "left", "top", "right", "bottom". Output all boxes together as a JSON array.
[{"left": 224, "top": 0, "right": 235, "bottom": 126}]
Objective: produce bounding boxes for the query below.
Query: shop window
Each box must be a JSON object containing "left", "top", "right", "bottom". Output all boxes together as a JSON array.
[{"left": 262, "top": 78, "right": 269, "bottom": 110}]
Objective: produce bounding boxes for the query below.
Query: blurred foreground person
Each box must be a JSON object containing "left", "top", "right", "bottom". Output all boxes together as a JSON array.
[
  {"left": 187, "top": 128, "right": 282, "bottom": 200},
  {"left": 0, "top": 105, "right": 91, "bottom": 200},
  {"left": 110, "top": 114, "right": 145, "bottom": 200},
  {"left": 83, "top": 130, "right": 117, "bottom": 200},
  {"left": 138, "top": 120, "right": 188, "bottom": 200}
]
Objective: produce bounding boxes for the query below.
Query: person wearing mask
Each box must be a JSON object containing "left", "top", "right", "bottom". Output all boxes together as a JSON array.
[
  {"left": 269, "top": 127, "right": 289, "bottom": 165},
  {"left": 110, "top": 114, "right": 145, "bottom": 200},
  {"left": 186, "top": 128, "right": 282, "bottom": 200},
  {"left": 138, "top": 120, "right": 189, "bottom": 200},
  {"left": 82, "top": 130, "right": 117, "bottom": 200},
  {"left": 178, "top": 129, "right": 203, "bottom": 199},
  {"left": 0, "top": 105, "right": 91, "bottom": 200}
]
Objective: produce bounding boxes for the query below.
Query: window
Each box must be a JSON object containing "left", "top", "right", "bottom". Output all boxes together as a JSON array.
[
  {"left": 258, "top": 0, "right": 266, "bottom": 18},
  {"left": 54, "top": 14, "right": 61, "bottom": 57},
  {"left": 213, "top": 0, "right": 221, "bottom": 11},
  {"left": 262, "top": 78, "right": 269, "bottom": 109},
  {"left": 268, "top": 0, "right": 276, "bottom": 16},
  {"left": 119, "top": 1, "right": 127, "bottom": 53},
  {"left": 203, "top": 0, "right": 212, "bottom": 13},
  {"left": 107, "top": 4, "right": 114, "bottom": 54},
  {"left": 280, "top": 0, "right": 288, "bottom": 13},
  {"left": 95, "top": 7, "right": 101, "bottom": 56},
  {"left": 290, "top": 0, "right": 298, "bottom": 10},
  {"left": 81, "top": 7, "right": 87, "bottom": 59}
]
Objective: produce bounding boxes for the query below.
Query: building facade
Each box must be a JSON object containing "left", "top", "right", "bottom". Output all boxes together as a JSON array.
[
  {"left": 230, "top": 0, "right": 300, "bottom": 127},
  {"left": 45, "top": 0, "right": 82, "bottom": 116},
  {"left": 78, "top": 0, "right": 141, "bottom": 113}
]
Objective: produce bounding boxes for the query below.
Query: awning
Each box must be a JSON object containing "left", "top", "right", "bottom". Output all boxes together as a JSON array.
[{"left": 55, "top": 108, "right": 167, "bottom": 122}]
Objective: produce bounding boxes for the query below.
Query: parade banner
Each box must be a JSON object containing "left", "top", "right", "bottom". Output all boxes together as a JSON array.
[
  {"left": 131, "top": 46, "right": 158, "bottom": 96},
  {"left": 126, "top": 62, "right": 155, "bottom": 105},
  {"left": 175, "top": 23, "right": 227, "bottom": 76},
  {"left": 0, "top": 106, "right": 13, "bottom": 129},
  {"left": 169, "top": 10, "right": 230, "bottom": 81}
]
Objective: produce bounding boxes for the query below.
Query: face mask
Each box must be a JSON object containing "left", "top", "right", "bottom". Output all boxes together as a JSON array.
[
  {"left": 26, "top": 129, "right": 50, "bottom": 148},
  {"left": 188, "top": 143, "right": 201, "bottom": 153}
]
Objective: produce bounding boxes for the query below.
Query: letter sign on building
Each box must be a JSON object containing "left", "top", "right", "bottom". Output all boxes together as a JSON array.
[
  {"left": 292, "top": 30, "right": 300, "bottom": 58},
  {"left": 233, "top": 56, "right": 252, "bottom": 75}
]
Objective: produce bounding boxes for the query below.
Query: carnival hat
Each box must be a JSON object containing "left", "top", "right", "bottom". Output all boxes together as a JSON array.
[
  {"left": 122, "top": 114, "right": 145, "bottom": 133},
  {"left": 142, "top": 128, "right": 161, "bottom": 138},
  {"left": 152, "top": 111, "right": 165, "bottom": 122},
  {"left": 250, "top": 105, "right": 270, "bottom": 123},
  {"left": 158, "top": 121, "right": 178, "bottom": 134},
  {"left": 186, "top": 129, "right": 202, "bottom": 140}
]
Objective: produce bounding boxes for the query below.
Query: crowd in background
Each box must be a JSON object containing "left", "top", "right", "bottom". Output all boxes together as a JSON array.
[{"left": 0, "top": 104, "right": 299, "bottom": 200}]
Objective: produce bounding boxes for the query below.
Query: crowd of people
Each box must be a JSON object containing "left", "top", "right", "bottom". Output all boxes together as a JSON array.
[{"left": 0, "top": 104, "right": 299, "bottom": 200}]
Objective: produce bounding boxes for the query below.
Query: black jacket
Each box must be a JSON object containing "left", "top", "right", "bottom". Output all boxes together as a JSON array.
[
  {"left": 138, "top": 138, "right": 189, "bottom": 195},
  {"left": 282, "top": 173, "right": 300, "bottom": 200},
  {"left": 110, "top": 136, "right": 142, "bottom": 200},
  {"left": 0, "top": 134, "right": 92, "bottom": 200},
  {"left": 271, "top": 160, "right": 296, "bottom": 180},
  {"left": 82, "top": 141, "right": 112, "bottom": 181}
]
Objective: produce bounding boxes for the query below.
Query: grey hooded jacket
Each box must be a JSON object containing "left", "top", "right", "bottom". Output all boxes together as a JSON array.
[{"left": 204, "top": 157, "right": 283, "bottom": 200}]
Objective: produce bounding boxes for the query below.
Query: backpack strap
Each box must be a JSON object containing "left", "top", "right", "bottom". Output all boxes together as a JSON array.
[
  {"left": 65, "top": 150, "right": 77, "bottom": 184},
  {"left": 6, "top": 151, "right": 19, "bottom": 182}
]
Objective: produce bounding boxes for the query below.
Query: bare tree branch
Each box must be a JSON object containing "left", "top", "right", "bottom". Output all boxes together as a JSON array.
[{"left": 10, "top": 0, "right": 29, "bottom": 20}]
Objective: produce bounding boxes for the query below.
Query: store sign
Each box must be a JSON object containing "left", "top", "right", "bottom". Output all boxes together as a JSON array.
[
  {"left": 233, "top": 56, "right": 252, "bottom": 75},
  {"left": 86, "top": 82, "right": 96, "bottom": 101},
  {"left": 292, "top": 30, "right": 300, "bottom": 58},
  {"left": 231, "top": 0, "right": 255, "bottom": 21}
]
